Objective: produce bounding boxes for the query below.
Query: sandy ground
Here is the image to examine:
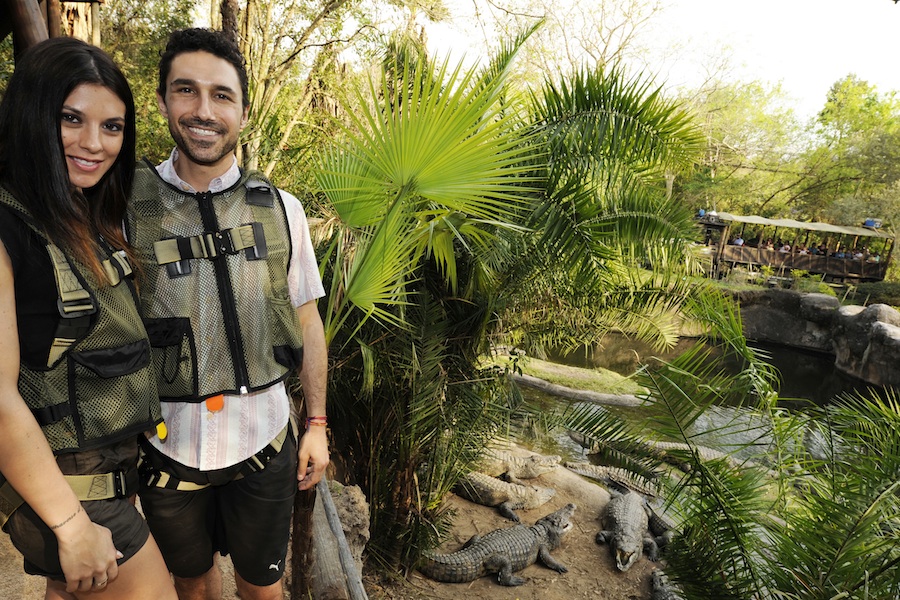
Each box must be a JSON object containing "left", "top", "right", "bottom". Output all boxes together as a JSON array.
[
  {"left": 366, "top": 458, "right": 656, "bottom": 600},
  {"left": 1, "top": 459, "right": 656, "bottom": 600}
]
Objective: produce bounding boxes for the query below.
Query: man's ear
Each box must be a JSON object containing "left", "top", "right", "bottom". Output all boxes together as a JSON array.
[
  {"left": 156, "top": 91, "right": 169, "bottom": 118},
  {"left": 240, "top": 106, "right": 249, "bottom": 129}
]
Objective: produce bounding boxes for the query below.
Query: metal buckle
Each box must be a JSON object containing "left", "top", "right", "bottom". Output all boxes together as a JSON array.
[{"left": 113, "top": 470, "right": 128, "bottom": 499}]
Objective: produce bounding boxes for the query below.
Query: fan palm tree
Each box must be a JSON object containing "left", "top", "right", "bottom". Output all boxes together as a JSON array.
[{"left": 311, "top": 28, "right": 707, "bottom": 569}]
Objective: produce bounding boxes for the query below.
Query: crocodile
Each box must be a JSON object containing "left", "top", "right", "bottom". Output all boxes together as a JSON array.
[
  {"left": 479, "top": 449, "right": 560, "bottom": 483},
  {"left": 419, "top": 503, "right": 576, "bottom": 586},
  {"left": 564, "top": 462, "right": 660, "bottom": 497},
  {"left": 595, "top": 490, "right": 667, "bottom": 572},
  {"left": 455, "top": 471, "right": 556, "bottom": 522},
  {"left": 651, "top": 569, "right": 685, "bottom": 600}
]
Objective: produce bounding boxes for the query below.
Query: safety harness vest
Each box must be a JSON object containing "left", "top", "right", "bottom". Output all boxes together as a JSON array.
[
  {"left": 0, "top": 187, "right": 163, "bottom": 451},
  {"left": 126, "top": 161, "right": 303, "bottom": 402},
  {"left": 0, "top": 187, "right": 164, "bottom": 526}
]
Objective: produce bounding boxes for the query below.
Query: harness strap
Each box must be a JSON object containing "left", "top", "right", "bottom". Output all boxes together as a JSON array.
[
  {"left": 0, "top": 470, "right": 138, "bottom": 529},
  {"left": 102, "top": 250, "right": 134, "bottom": 287},
  {"left": 46, "top": 243, "right": 98, "bottom": 367},
  {"left": 153, "top": 223, "right": 265, "bottom": 266},
  {"left": 47, "top": 244, "right": 95, "bottom": 316},
  {"left": 139, "top": 419, "right": 292, "bottom": 491}
]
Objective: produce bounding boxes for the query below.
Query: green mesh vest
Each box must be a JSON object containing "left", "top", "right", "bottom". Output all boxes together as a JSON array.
[
  {"left": 0, "top": 187, "right": 162, "bottom": 453},
  {"left": 127, "top": 161, "right": 303, "bottom": 402}
]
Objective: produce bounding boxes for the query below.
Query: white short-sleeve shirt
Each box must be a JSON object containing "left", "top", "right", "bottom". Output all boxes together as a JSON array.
[{"left": 146, "top": 150, "right": 325, "bottom": 470}]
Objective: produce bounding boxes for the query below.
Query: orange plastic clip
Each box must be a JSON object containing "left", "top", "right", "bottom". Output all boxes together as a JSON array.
[{"left": 205, "top": 394, "right": 225, "bottom": 413}]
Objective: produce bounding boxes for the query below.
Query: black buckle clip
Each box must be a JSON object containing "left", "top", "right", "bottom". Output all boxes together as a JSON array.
[{"left": 112, "top": 470, "right": 128, "bottom": 499}]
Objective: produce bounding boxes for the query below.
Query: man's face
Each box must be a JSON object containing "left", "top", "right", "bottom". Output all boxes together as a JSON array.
[{"left": 157, "top": 50, "right": 248, "bottom": 170}]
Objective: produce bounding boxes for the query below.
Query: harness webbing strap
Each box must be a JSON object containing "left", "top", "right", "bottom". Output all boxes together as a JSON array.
[
  {"left": 0, "top": 470, "right": 137, "bottom": 528},
  {"left": 47, "top": 244, "right": 94, "bottom": 315},
  {"left": 45, "top": 244, "right": 98, "bottom": 367},
  {"left": 102, "top": 250, "right": 133, "bottom": 287},
  {"left": 152, "top": 224, "right": 264, "bottom": 266}
]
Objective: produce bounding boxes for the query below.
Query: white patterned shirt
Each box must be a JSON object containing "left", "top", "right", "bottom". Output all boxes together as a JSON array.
[{"left": 145, "top": 149, "right": 324, "bottom": 470}]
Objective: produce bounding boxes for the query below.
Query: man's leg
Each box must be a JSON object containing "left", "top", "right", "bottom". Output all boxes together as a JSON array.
[
  {"left": 139, "top": 479, "right": 219, "bottom": 600},
  {"left": 219, "top": 434, "right": 298, "bottom": 600},
  {"left": 234, "top": 569, "right": 282, "bottom": 600},
  {"left": 172, "top": 559, "right": 222, "bottom": 600}
]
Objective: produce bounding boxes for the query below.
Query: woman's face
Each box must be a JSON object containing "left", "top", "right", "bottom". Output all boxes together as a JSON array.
[{"left": 60, "top": 83, "right": 126, "bottom": 192}]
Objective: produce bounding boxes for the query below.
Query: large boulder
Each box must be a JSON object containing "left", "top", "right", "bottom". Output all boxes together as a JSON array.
[
  {"left": 832, "top": 304, "right": 900, "bottom": 386},
  {"left": 738, "top": 290, "right": 837, "bottom": 352}
]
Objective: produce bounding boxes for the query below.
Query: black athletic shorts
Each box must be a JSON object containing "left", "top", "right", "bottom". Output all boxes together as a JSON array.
[
  {"left": 138, "top": 430, "right": 298, "bottom": 586},
  {"left": 3, "top": 438, "right": 150, "bottom": 581}
]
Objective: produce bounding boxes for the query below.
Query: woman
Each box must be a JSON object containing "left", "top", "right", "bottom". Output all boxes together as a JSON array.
[{"left": 0, "top": 38, "right": 176, "bottom": 599}]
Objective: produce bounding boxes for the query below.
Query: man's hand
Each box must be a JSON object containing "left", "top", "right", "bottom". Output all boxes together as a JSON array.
[{"left": 297, "top": 425, "right": 329, "bottom": 491}]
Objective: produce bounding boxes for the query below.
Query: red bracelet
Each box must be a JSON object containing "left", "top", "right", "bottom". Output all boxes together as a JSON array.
[{"left": 306, "top": 416, "right": 328, "bottom": 429}]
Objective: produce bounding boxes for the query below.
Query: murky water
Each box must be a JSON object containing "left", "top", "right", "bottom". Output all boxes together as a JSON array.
[{"left": 547, "top": 335, "right": 871, "bottom": 406}]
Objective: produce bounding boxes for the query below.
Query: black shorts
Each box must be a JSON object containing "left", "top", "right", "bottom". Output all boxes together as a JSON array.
[
  {"left": 138, "top": 431, "right": 298, "bottom": 586},
  {"left": 3, "top": 439, "right": 150, "bottom": 581}
]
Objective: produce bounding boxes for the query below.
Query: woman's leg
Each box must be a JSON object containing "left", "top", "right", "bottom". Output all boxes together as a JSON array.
[{"left": 45, "top": 534, "right": 176, "bottom": 600}]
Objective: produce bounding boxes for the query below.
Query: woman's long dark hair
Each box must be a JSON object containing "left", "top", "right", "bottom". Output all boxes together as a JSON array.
[{"left": 0, "top": 36, "right": 136, "bottom": 282}]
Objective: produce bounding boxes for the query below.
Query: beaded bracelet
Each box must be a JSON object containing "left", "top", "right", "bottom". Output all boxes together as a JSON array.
[{"left": 306, "top": 416, "right": 328, "bottom": 429}]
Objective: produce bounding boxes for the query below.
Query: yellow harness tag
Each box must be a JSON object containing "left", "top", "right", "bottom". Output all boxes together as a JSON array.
[{"left": 156, "top": 422, "right": 168, "bottom": 440}]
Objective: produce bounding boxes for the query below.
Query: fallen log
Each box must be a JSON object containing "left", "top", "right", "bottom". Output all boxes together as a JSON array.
[{"left": 511, "top": 373, "right": 644, "bottom": 407}]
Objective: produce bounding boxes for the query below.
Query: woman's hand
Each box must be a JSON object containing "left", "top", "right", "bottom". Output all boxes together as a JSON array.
[{"left": 54, "top": 508, "right": 121, "bottom": 593}]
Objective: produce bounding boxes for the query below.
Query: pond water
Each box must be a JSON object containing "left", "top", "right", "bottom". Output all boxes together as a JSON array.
[
  {"left": 517, "top": 335, "right": 878, "bottom": 460},
  {"left": 547, "top": 334, "right": 872, "bottom": 407}
]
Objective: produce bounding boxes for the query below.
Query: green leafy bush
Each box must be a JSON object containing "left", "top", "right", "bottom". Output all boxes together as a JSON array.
[{"left": 855, "top": 281, "right": 900, "bottom": 306}]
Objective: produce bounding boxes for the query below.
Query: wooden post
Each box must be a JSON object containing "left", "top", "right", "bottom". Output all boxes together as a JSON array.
[
  {"left": 46, "top": 0, "right": 61, "bottom": 38},
  {"left": 6, "top": 0, "right": 49, "bottom": 55},
  {"left": 90, "top": 1, "right": 98, "bottom": 45},
  {"left": 290, "top": 487, "right": 316, "bottom": 599}
]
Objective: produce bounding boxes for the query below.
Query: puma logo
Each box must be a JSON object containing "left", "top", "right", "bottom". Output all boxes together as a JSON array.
[{"left": 269, "top": 560, "right": 282, "bottom": 571}]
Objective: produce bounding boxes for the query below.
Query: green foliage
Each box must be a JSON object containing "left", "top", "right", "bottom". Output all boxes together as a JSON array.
[
  {"left": 100, "top": 0, "right": 195, "bottom": 162},
  {"left": 855, "top": 281, "right": 900, "bottom": 307},
  {"left": 563, "top": 287, "right": 900, "bottom": 599},
  {"left": 0, "top": 36, "right": 13, "bottom": 95},
  {"left": 315, "top": 32, "right": 540, "bottom": 568}
]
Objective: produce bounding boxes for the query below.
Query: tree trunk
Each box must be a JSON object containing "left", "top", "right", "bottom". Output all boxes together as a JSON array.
[
  {"left": 220, "top": 0, "right": 238, "bottom": 44},
  {"left": 290, "top": 487, "right": 316, "bottom": 599},
  {"left": 511, "top": 373, "right": 643, "bottom": 406},
  {"left": 6, "top": 0, "right": 49, "bottom": 55}
]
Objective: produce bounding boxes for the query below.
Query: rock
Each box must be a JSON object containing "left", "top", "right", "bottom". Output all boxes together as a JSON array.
[
  {"left": 740, "top": 289, "right": 834, "bottom": 352},
  {"left": 734, "top": 289, "right": 900, "bottom": 387},
  {"left": 327, "top": 480, "right": 370, "bottom": 574},
  {"left": 832, "top": 304, "right": 900, "bottom": 386}
]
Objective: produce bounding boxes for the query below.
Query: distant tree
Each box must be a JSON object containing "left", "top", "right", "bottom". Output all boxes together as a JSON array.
[
  {"left": 100, "top": 0, "right": 195, "bottom": 162},
  {"left": 675, "top": 80, "right": 805, "bottom": 217}
]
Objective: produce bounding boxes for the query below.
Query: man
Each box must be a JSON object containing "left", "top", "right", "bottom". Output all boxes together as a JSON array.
[{"left": 127, "top": 28, "right": 329, "bottom": 600}]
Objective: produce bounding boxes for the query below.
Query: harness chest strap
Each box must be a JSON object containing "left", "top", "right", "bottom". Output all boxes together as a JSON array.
[
  {"left": 152, "top": 222, "right": 267, "bottom": 265},
  {"left": 0, "top": 470, "right": 138, "bottom": 529},
  {"left": 45, "top": 244, "right": 135, "bottom": 367}
]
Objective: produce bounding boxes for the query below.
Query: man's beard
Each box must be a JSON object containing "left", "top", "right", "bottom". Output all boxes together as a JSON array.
[{"left": 169, "top": 118, "right": 238, "bottom": 166}]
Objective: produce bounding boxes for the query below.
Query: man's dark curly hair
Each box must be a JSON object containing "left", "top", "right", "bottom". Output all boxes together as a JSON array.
[{"left": 157, "top": 28, "right": 250, "bottom": 108}]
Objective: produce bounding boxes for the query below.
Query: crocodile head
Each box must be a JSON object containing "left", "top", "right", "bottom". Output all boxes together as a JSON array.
[
  {"left": 527, "top": 484, "right": 557, "bottom": 507},
  {"left": 613, "top": 533, "right": 642, "bottom": 572},
  {"left": 536, "top": 503, "right": 576, "bottom": 548},
  {"left": 518, "top": 454, "right": 561, "bottom": 478}
]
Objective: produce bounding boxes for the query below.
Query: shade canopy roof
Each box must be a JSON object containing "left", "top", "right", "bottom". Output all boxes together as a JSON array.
[{"left": 712, "top": 212, "right": 894, "bottom": 240}]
